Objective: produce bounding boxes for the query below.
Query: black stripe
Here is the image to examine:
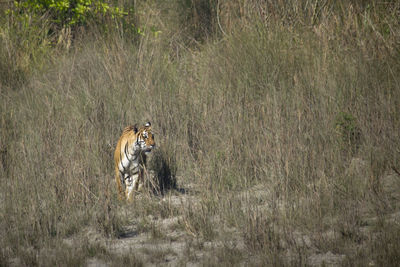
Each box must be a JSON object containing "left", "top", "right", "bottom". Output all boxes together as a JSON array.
[
  {"left": 119, "top": 170, "right": 125, "bottom": 184},
  {"left": 119, "top": 144, "right": 126, "bottom": 171},
  {"left": 124, "top": 142, "right": 129, "bottom": 159},
  {"left": 136, "top": 135, "right": 141, "bottom": 146},
  {"left": 124, "top": 171, "right": 139, "bottom": 181},
  {"left": 120, "top": 143, "right": 128, "bottom": 171},
  {"left": 130, "top": 170, "right": 139, "bottom": 175},
  {"left": 125, "top": 142, "right": 138, "bottom": 161}
]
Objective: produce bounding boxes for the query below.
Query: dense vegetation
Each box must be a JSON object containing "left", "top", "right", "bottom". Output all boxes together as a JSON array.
[{"left": 1, "top": 0, "right": 399, "bottom": 265}]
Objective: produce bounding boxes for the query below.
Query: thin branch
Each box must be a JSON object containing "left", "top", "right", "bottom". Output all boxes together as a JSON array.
[
  {"left": 392, "top": 166, "right": 400, "bottom": 177},
  {"left": 216, "top": 0, "right": 228, "bottom": 37}
]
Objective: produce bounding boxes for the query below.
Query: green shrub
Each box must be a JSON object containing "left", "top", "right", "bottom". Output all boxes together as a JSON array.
[{"left": 12, "top": 0, "right": 127, "bottom": 27}]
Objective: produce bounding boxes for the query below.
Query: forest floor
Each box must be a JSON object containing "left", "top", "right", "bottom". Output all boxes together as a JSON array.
[{"left": 67, "top": 169, "right": 400, "bottom": 266}]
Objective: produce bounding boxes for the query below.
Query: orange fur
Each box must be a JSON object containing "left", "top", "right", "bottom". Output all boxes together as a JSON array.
[{"left": 114, "top": 123, "right": 155, "bottom": 201}]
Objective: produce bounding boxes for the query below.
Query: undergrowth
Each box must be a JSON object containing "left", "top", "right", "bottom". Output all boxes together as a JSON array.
[{"left": 1, "top": 0, "right": 399, "bottom": 265}]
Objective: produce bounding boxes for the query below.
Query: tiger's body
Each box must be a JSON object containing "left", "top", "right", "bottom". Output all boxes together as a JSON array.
[{"left": 114, "top": 122, "right": 155, "bottom": 201}]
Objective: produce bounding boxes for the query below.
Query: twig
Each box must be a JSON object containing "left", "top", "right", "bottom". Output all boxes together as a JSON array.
[
  {"left": 392, "top": 166, "right": 400, "bottom": 177},
  {"left": 183, "top": 219, "right": 197, "bottom": 237},
  {"left": 78, "top": 180, "right": 100, "bottom": 201},
  {"left": 217, "top": 0, "right": 228, "bottom": 37},
  {"left": 143, "top": 164, "right": 160, "bottom": 195}
]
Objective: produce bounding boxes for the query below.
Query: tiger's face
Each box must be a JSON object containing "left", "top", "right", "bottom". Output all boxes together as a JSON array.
[{"left": 137, "top": 122, "right": 156, "bottom": 153}]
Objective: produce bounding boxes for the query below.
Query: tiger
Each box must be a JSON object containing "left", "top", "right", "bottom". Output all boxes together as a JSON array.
[{"left": 114, "top": 122, "right": 155, "bottom": 202}]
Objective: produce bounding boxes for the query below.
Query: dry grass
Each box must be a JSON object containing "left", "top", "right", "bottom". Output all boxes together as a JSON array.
[{"left": 1, "top": 0, "right": 400, "bottom": 265}]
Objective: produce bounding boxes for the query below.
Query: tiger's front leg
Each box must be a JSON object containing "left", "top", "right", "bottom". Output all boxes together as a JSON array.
[
  {"left": 137, "top": 168, "right": 145, "bottom": 192},
  {"left": 116, "top": 172, "right": 126, "bottom": 201},
  {"left": 125, "top": 174, "right": 139, "bottom": 202}
]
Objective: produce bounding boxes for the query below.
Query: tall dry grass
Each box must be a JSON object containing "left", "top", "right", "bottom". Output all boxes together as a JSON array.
[{"left": 1, "top": 0, "right": 400, "bottom": 265}]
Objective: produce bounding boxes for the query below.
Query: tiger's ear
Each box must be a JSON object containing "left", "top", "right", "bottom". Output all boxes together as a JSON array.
[
  {"left": 133, "top": 125, "right": 138, "bottom": 133},
  {"left": 145, "top": 122, "right": 151, "bottom": 128}
]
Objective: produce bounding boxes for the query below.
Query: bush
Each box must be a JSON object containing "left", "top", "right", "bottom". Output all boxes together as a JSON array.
[{"left": 12, "top": 0, "right": 127, "bottom": 27}]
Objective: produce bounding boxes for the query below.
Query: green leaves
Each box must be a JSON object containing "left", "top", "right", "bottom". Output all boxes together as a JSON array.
[{"left": 10, "top": 0, "right": 127, "bottom": 27}]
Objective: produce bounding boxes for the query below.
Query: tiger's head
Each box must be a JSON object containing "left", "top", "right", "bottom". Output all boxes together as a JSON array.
[{"left": 135, "top": 122, "right": 155, "bottom": 153}]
